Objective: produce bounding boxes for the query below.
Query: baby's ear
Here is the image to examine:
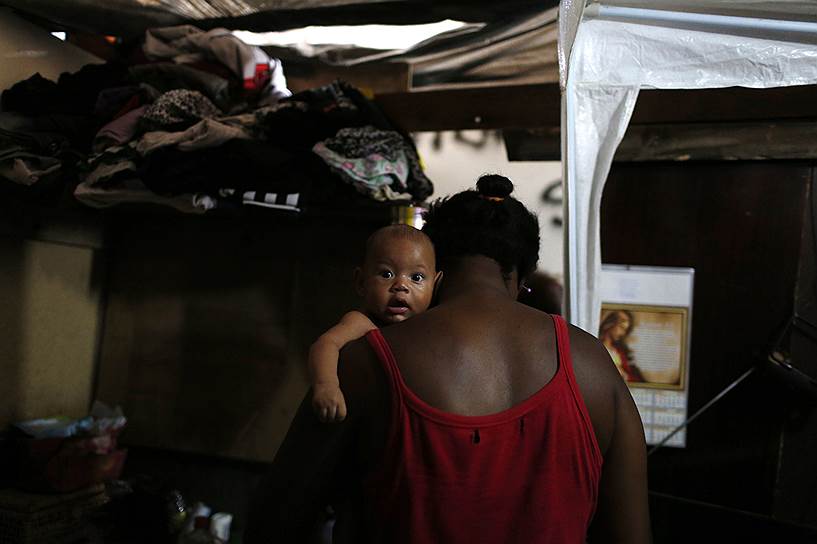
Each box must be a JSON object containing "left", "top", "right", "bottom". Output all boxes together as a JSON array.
[
  {"left": 353, "top": 267, "right": 365, "bottom": 296},
  {"left": 433, "top": 270, "right": 444, "bottom": 292}
]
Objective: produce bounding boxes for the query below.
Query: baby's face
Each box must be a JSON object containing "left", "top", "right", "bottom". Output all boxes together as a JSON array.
[{"left": 356, "top": 236, "right": 440, "bottom": 325}]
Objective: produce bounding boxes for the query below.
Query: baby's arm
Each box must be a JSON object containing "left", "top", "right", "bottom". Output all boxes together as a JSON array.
[{"left": 308, "top": 311, "right": 377, "bottom": 422}]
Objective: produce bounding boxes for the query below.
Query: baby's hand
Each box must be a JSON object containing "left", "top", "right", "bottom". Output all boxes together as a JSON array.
[{"left": 312, "top": 383, "right": 348, "bottom": 423}]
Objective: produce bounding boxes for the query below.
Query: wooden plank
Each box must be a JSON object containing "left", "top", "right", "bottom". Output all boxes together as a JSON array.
[
  {"left": 617, "top": 121, "right": 817, "bottom": 161},
  {"left": 505, "top": 120, "right": 817, "bottom": 162},
  {"left": 287, "top": 62, "right": 411, "bottom": 95},
  {"left": 377, "top": 83, "right": 817, "bottom": 134},
  {"left": 503, "top": 127, "right": 561, "bottom": 161},
  {"left": 632, "top": 85, "right": 817, "bottom": 124},
  {"left": 375, "top": 83, "right": 562, "bottom": 132}
]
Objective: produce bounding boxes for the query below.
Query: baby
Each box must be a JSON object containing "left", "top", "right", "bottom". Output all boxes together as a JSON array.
[{"left": 309, "top": 224, "right": 442, "bottom": 422}]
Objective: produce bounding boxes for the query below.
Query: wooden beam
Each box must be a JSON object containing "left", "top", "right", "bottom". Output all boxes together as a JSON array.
[
  {"left": 288, "top": 62, "right": 411, "bottom": 95},
  {"left": 374, "top": 83, "right": 562, "bottom": 132},
  {"left": 617, "top": 121, "right": 817, "bottom": 161},
  {"left": 376, "top": 83, "right": 817, "bottom": 134},
  {"left": 632, "top": 86, "right": 817, "bottom": 125},
  {"left": 505, "top": 120, "right": 817, "bottom": 162}
]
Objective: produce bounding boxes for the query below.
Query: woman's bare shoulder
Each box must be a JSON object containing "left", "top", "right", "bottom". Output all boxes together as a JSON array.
[
  {"left": 567, "top": 323, "right": 617, "bottom": 372},
  {"left": 566, "top": 322, "right": 626, "bottom": 455}
]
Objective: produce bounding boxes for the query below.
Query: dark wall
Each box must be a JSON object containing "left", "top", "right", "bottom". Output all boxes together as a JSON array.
[
  {"left": 774, "top": 167, "right": 817, "bottom": 528},
  {"left": 600, "top": 161, "right": 817, "bottom": 541},
  {"left": 95, "top": 211, "right": 381, "bottom": 462}
]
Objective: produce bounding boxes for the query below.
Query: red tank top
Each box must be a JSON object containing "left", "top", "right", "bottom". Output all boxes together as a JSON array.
[{"left": 363, "top": 314, "right": 602, "bottom": 543}]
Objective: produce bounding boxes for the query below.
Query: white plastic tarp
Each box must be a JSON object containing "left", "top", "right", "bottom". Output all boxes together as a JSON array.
[{"left": 559, "top": 2, "right": 817, "bottom": 335}]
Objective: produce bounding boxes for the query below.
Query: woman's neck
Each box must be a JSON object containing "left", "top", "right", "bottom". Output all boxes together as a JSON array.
[{"left": 437, "top": 256, "right": 518, "bottom": 302}]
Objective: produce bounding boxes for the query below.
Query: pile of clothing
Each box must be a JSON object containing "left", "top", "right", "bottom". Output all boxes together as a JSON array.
[{"left": 0, "top": 25, "right": 433, "bottom": 213}]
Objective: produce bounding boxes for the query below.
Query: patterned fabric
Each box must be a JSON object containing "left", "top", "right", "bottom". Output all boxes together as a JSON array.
[
  {"left": 320, "top": 125, "right": 433, "bottom": 200},
  {"left": 324, "top": 126, "right": 405, "bottom": 162},
  {"left": 218, "top": 188, "right": 301, "bottom": 213},
  {"left": 313, "top": 141, "right": 412, "bottom": 202},
  {"left": 139, "top": 90, "right": 222, "bottom": 133}
]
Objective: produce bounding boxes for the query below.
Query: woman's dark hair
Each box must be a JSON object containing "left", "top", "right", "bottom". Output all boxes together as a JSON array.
[
  {"left": 422, "top": 174, "right": 540, "bottom": 281},
  {"left": 599, "top": 310, "right": 635, "bottom": 361}
]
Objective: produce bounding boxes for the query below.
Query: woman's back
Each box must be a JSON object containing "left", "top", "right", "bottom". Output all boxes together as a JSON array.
[
  {"left": 246, "top": 175, "right": 650, "bottom": 544},
  {"left": 365, "top": 302, "right": 603, "bottom": 543},
  {"left": 382, "top": 293, "right": 560, "bottom": 418}
]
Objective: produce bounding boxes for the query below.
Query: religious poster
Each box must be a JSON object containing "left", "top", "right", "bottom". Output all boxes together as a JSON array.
[
  {"left": 599, "top": 304, "right": 688, "bottom": 390},
  {"left": 599, "top": 266, "right": 694, "bottom": 448}
]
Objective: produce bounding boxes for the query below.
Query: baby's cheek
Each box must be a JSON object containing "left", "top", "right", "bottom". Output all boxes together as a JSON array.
[{"left": 416, "top": 292, "right": 434, "bottom": 310}]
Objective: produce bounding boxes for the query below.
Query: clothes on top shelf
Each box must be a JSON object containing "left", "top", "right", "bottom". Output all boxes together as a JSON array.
[
  {"left": 313, "top": 141, "right": 412, "bottom": 201},
  {"left": 83, "top": 113, "right": 260, "bottom": 190},
  {"left": 74, "top": 176, "right": 216, "bottom": 214},
  {"left": 93, "top": 85, "right": 145, "bottom": 121},
  {"left": 76, "top": 140, "right": 217, "bottom": 213},
  {"left": 136, "top": 117, "right": 254, "bottom": 156},
  {"left": 0, "top": 146, "right": 61, "bottom": 186},
  {"left": 138, "top": 89, "right": 222, "bottom": 134},
  {"left": 128, "top": 63, "right": 235, "bottom": 113},
  {"left": 0, "top": 111, "right": 98, "bottom": 154},
  {"left": 218, "top": 188, "right": 302, "bottom": 213},
  {"left": 1, "top": 63, "right": 130, "bottom": 116},
  {"left": 253, "top": 81, "right": 363, "bottom": 149},
  {"left": 289, "top": 79, "right": 394, "bottom": 133},
  {"left": 80, "top": 132, "right": 321, "bottom": 212},
  {"left": 143, "top": 25, "right": 291, "bottom": 105},
  {"left": 82, "top": 143, "right": 140, "bottom": 188},
  {"left": 324, "top": 126, "right": 407, "bottom": 160},
  {"left": 0, "top": 111, "right": 96, "bottom": 201},
  {"left": 0, "top": 25, "right": 434, "bottom": 213},
  {"left": 93, "top": 105, "right": 149, "bottom": 152},
  {"left": 316, "top": 125, "right": 433, "bottom": 201},
  {"left": 138, "top": 140, "right": 313, "bottom": 197},
  {"left": 79, "top": 80, "right": 432, "bottom": 210}
]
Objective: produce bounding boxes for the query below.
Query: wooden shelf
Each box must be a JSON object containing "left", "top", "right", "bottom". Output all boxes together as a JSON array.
[{"left": 376, "top": 82, "right": 817, "bottom": 134}]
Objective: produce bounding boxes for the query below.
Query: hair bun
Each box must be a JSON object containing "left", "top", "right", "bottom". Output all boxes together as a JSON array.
[{"left": 476, "top": 174, "right": 514, "bottom": 198}]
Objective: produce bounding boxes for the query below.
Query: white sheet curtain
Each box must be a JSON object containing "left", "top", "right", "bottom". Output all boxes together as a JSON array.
[{"left": 559, "top": 1, "right": 817, "bottom": 335}]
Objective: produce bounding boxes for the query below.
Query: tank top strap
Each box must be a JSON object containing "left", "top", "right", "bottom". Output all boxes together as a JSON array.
[
  {"left": 551, "top": 314, "right": 603, "bottom": 466},
  {"left": 365, "top": 328, "right": 405, "bottom": 419}
]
